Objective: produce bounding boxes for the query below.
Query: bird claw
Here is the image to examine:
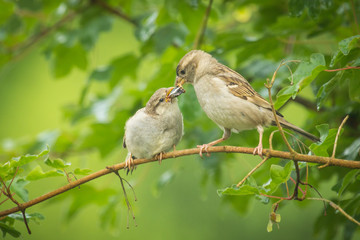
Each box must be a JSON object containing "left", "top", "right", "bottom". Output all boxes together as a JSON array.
[
  {"left": 253, "top": 144, "right": 263, "bottom": 159},
  {"left": 155, "top": 152, "right": 164, "bottom": 165},
  {"left": 124, "top": 154, "right": 136, "bottom": 175},
  {"left": 197, "top": 144, "right": 211, "bottom": 157}
]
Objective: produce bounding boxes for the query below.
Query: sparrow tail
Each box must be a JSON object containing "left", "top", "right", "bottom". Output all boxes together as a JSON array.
[{"left": 272, "top": 119, "right": 320, "bottom": 142}]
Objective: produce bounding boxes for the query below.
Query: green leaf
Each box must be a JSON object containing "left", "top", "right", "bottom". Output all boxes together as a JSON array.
[
  {"left": 349, "top": 69, "right": 360, "bottom": 102},
  {"left": 77, "top": 116, "right": 123, "bottom": 157},
  {"left": 342, "top": 137, "right": 360, "bottom": 160},
  {"left": 73, "top": 168, "right": 92, "bottom": 175},
  {"left": 51, "top": 44, "right": 88, "bottom": 78},
  {"left": 275, "top": 53, "right": 326, "bottom": 108},
  {"left": 44, "top": 158, "right": 71, "bottom": 169},
  {"left": 262, "top": 162, "right": 293, "bottom": 194},
  {"left": 10, "top": 148, "right": 49, "bottom": 168},
  {"left": 9, "top": 178, "right": 29, "bottom": 202},
  {"left": 89, "top": 66, "right": 113, "bottom": 82},
  {"left": 152, "top": 23, "right": 189, "bottom": 54},
  {"left": 135, "top": 11, "right": 158, "bottom": 42},
  {"left": 16, "top": 0, "right": 42, "bottom": 11},
  {"left": 109, "top": 54, "right": 139, "bottom": 88},
  {"left": 338, "top": 35, "right": 360, "bottom": 55},
  {"left": 310, "top": 124, "right": 339, "bottom": 156},
  {"left": 79, "top": 14, "right": 113, "bottom": 50},
  {"left": 289, "top": 0, "right": 332, "bottom": 18},
  {"left": 1, "top": 14, "right": 22, "bottom": 35},
  {"left": 338, "top": 170, "right": 360, "bottom": 197},
  {"left": 0, "top": 222, "right": 21, "bottom": 238},
  {"left": 0, "top": 1, "right": 15, "bottom": 25},
  {"left": 8, "top": 212, "right": 45, "bottom": 224},
  {"left": 316, "top": 71, "right": 343, "bottom": 110},
  {"left": 267, "top": 220, "right": 273, "bottom": 232},
  {"left": 270, "top": 162, "right": 293, "bottom": 184},
  {"left": 217, "top": 184, "right": 259, "bottom": 196},
  {"left": 65, "top": 185, "right": 116, "bottom": 220},
  {"left": 26, "top": 166, "right": 64, "bottom": 181},
  {"left": 315, "top": 124, "right": 330, "bottom": 142},
  {"left": 330, "top": 35, "right": 360, "bottom": 67}
]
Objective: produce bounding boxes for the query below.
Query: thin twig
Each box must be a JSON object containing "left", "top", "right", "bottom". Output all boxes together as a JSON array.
[
  {"left": 121, "top": 178, "right": 138, "bottom": 201},
  {"left": 283, "top": 63, "right": 295, "bottom": 85},
  {"left": 331, "top": 115, "right": 349, "bottom": 158},
  {"left": 266, "top": 85, "right": 295, "bottom": 154},
  {"left": 324, "top": 66, "right": 360, "bottom": 72},
  {"left": 307, "top": 198, "right": 360, "bottom": 226},
  {"left": 8, "top": 167, "right": 19, "bottom": 189},
  {"left": 285, "top": 181, "right": 290, "bottom": 197},
  {"left": 269, "top": 130, "right": 310, "bottom": 153},
  {"left": 193, "top": 0, "right": 213, "bottom": 49},
  {"left": 289, "top": 177, "right": 305, "bottom": 196},
  {"left": 21, "top": 210, "right": 31, "bottom": 234},
  {"left": 110, "top": 170, "right": 137, "bottom": 228},
  {"left": 291, "top": 161, "right": 301, "bottom": 200},
  {"left": 236, "top": 157, "right": 269, "bottom": 187},
  {"left": 1, "top": 146, "right": 360, "bottom": 218},
  {"left": 93, "top": 0, "right": 138, "bottom": 26},
  {"left": 0, "top": 177, "right": 32, "bottom": 234},
  {"left": 319, "top": 115, "right": 349, "bottom": 169},
  {"left": 0, "top": 193, "right": 15, "bottom": 205},
  {"left": 266, "top": 60, "right": 301, "bottom": 156},
  {"left": 260, "top": 193, "right": 291, "bottom": 200}
]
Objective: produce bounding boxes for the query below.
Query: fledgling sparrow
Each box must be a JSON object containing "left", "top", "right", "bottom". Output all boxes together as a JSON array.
[
  {"left": 123, "top": 87, "right": 184, "bottom": 172},
  {"left": 172, "top": 50, "right": 319, "bottom": 156}
]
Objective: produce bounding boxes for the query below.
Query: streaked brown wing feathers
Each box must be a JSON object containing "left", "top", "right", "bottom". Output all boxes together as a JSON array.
[{"left": 217, "top": 64, "right": 283, "bottom": 117}]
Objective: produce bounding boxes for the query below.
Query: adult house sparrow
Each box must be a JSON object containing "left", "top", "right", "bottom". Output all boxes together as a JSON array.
[
  {"left": 123, "top": 87, "right": 184, "bottom": 172},
  {"left": 172, "top": 50, "right": 319, "bottom": 156}
]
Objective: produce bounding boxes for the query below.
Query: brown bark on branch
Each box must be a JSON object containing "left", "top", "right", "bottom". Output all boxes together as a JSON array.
[{"left": 0, "top": 146, "right": 359, "bottom": 218}]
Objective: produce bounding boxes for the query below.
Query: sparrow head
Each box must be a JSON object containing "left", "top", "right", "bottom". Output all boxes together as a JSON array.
[
  {"left": 145, "top": 87, "right": 183, "bottom": 115},
  {"left": 175, "top": 50, "right": 216, "bottom": 88}
]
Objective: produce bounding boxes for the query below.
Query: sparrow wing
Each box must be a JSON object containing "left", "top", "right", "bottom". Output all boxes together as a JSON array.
[{"left": 216, "top": 64, "right": 283, "bottom": 117}]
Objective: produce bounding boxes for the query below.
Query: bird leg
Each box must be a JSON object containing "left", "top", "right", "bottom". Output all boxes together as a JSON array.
[
  {"left": 124, "top": 153, "right": 136, "bottom": 174},
  {"left": 155, "top": 152, "right": 165, "bottom": 165},
  {"left": 197, "top": 128, "right": 231, "bottom": 157},
  {"left": 253, "top": 125, "right": 264, "bottom": 158}
]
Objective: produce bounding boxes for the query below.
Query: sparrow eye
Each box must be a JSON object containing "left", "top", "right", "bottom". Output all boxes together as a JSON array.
[
  {"left": 180, "top": 69, "right": 186, "bottom": 75},
  {"left": 159, "top": 98, "right": 164, "bottom": 102}
]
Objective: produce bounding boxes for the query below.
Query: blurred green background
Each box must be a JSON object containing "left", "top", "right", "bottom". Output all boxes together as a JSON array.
[{"left": 1, "top": 0, "right": 360, "bottom": 239}]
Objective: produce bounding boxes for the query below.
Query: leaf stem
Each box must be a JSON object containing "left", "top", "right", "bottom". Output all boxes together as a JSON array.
[{"left": 307, "top": 197, "right": 360, "bottom": 226}]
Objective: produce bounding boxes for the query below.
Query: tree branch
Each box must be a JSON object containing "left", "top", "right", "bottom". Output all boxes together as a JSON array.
[
  {"left": 193, "top": 0, "right": 213, "bottom": 49},
  {"left": 278, "top": 95, "right": 325, "bottom": 112},
  {"left": 0, "top": 146, "right": 359, "bottom": 218},
  {"left": 10, "top": 4, "right": 91, "bottom": 59},
  {"left": 92, "top": 0, "right": 138, "bottom": 26}
]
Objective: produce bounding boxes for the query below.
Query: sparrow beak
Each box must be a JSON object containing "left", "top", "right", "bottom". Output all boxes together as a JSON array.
[
  {"left": 175, "top": 76, "right": 185, "bottom": 88},
  {"left": 175, "top": 76, "right": 186, "bottom": 92},
  {"left": 165, "top": 87, "right": 184, "bottom": 102}
]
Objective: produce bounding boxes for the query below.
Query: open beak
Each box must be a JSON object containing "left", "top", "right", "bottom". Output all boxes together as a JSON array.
[{"left": 165, "top": 87, "right": 185, "bottom": 102}]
